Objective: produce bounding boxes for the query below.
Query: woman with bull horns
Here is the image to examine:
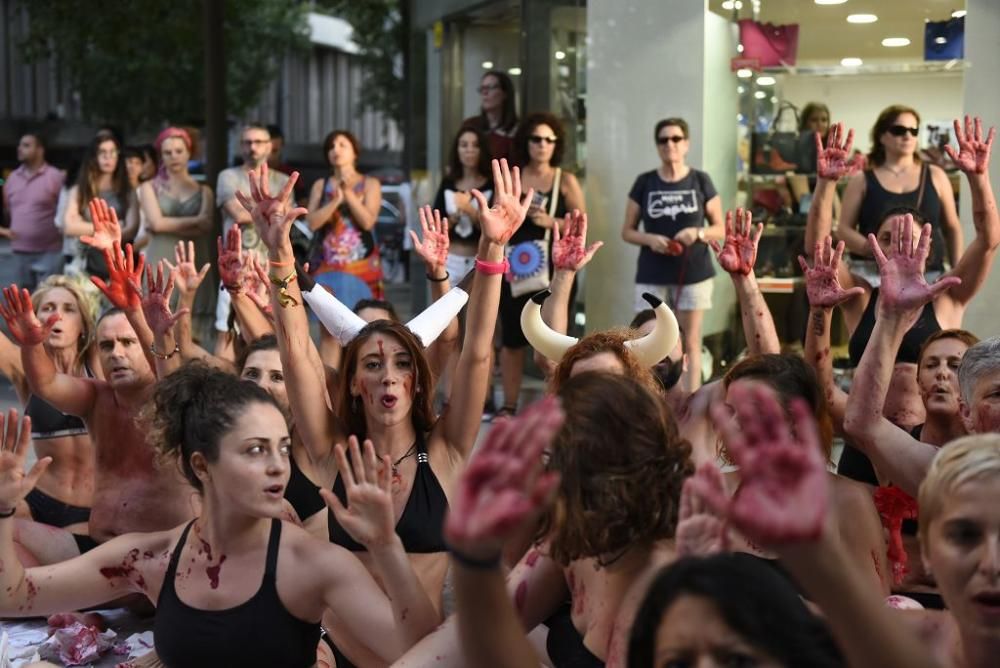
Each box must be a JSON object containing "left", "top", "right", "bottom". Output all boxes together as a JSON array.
[{"left": 237, "top": 159, "right": 533, "bottom": 665}]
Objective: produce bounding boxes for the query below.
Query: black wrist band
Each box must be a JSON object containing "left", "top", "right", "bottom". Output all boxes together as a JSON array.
[
  {"left": 426, "top": 271, "right": 450, "bottom": 283},
  {"left": 448, "top": 546, "right": 501, "bottom": 570},
  {"left": 0, "top": 506, "right": 16, "bottom": 518}
]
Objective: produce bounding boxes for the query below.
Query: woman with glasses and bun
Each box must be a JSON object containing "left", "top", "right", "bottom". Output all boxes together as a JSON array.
[
  {"left": 462, "top": 70, "right": 519, "bottom": 163},
  {"left": 837, "top": 104, "right": 962, "bottom": 273},
  {"left": 622, "top": 117, "right": 725, "bottom": 393}
]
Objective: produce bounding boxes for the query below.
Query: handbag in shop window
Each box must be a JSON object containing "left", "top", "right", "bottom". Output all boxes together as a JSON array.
[
  {"left": 738, "top": 19, "right": 799, "bottom": 68},
  {"left": 751, "top": 103, "right": 807, "bottom": 175},
  {"left": 506, "top": 168, "right": 561, "bottom": 298},
  {"left": 924, "top": 17, "right": 964, "bottom": 61}
]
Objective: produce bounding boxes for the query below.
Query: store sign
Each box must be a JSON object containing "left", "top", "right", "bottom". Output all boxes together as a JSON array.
[{"left": 730, "top": 57, "right": 762, "bottom": 72}]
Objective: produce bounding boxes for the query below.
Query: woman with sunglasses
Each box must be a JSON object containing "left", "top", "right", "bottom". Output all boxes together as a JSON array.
[
  {"left": 837, "top": 105, "right": 962, "bottom": 274},
  {"left": 495, "top": 112, "right": 585, "bottom": 418},
  {"left": 622, "top": 117, "right": 724, "bottom": 393}
]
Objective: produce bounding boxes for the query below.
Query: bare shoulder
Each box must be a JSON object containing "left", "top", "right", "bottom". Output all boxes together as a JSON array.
[
  {"left": 282, "top": 520, "right": 352, "bottom": 571},
  {"left": 830, "top": 473, "right": 876, "bottom": 509}
]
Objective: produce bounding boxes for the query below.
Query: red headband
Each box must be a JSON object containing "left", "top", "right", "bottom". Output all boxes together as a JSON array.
[{"left": 154, "top": 127, "right": 192, "bottom": 153}]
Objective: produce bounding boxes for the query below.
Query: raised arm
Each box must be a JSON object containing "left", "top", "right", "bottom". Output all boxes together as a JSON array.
[
  {"left": 91, "top": 241, "right": 158, "bottom": 374},
  {"left": 800, "top": 238, "right": 866, "bottom": 427},
  {"left": 709, "top": 208, "right": 778, "bottom": 355},
  {"left": 217, "top": 225, "right": 274, "bottom": 343},
  {"left": 164, "top": 240, "right": 230, "bottom": 369},
  {"left": 939, "top": 116, "right": 1000, "bottom": 313},
  {"left": 409, "top": 206, "right": 461, "bottom": 379},
  {"left": 138, "top": 182, "right": 213, "bottom": 237},
  {"left": 930, "top": 165, "right": 964, "bottom": 267},
  {"left": 806, "top": 125, "right": 867, "bottom": 256},
  {"left": 0, "top": 328, "right": 26, "bottom": 399},
  {"left": 134, "top": 261, "right": 188, "bottom": 377},
  {"left": 441, "top": 159, "right": 533, "bottom": 457},
  {"left": 1, "top": 287, "right": 97, "bottom": 417},
  {"left": 695, "top": 383, "right": 939, "bottom": 668},
  {"left": 842, "top": 219, "right": 960, "bottom": 495}
]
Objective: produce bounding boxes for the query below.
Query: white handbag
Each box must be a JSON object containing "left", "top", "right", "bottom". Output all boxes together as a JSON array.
[{"left": 506, "top": 168, "right": 561, "bottom": 298}]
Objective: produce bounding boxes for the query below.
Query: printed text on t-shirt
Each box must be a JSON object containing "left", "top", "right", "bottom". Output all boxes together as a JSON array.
[{"left": 646, "top": 190, "right": 699, "bottom": 220}]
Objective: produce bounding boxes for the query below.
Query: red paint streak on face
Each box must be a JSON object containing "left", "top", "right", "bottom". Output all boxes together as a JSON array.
[
  {"left": 376, "top": 338, "right": 385, "bottom": 359},
  {"left": 525, "top": 549, "right": 540, "bottom": 567},
  {"left": 514, "top": 581, "right": 528, "bottom": 613},
  {"left": 206, "top": 554, "right": 227, "bottom": 589}
]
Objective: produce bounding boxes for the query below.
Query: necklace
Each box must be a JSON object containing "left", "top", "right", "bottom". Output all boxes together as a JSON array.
[
  {"left": 882, "top": 164, "right": 910, "bottom": 177},
  {"left": 391, "top": 443, "right": 419, "bottom": 480}
]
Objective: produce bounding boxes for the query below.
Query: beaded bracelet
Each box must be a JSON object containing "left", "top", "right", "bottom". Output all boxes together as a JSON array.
[{"left": 149, "top": 342, "right": 180, "bottom": 360}]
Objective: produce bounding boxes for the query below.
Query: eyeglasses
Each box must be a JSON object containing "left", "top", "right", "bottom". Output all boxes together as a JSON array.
[
  {"left": 478, "top": 84, "right": 501, "bottom": 94},
  {"left": 529, "top": 135, "right": 557, "bottom": 145},
  {"left": 887, "top": 125, "right": 919, "bottom": 137},
  {"left": 657, "top": 135, "right": 686, "bottom": 145},
  {"left": 97, "top": 149, "right": 119, "bottom": 158},
  {"left": 241, "top": 139, "right": 271, "bottom": 146}
]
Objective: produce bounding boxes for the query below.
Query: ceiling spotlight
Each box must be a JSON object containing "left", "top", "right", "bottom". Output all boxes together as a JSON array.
[
  {"left": 934, "top": 36, "right": 948, "bottom": 44},
  {"left": 508, "top": 67, "right": 522, "bottom": 76},
  {"left": 881, "top": 37, "right": 911, "bottom": 47},
  {"left": 736, "top": 68, "right": 754, "bottom": 78},
  {"left": 847, "top": 14, "right": 879, "bottom": 24},
  {"left": 815, "top": 0, "right": 847, "bottom": 4},
  {"left": 555, "top": 50, "right": 566, "bottom": 60},
  {"left": 841, "top": 57, "right": 863, "bottom": 67},
  {"left": 952, "top": 10, "right": 967, "bottom": 18},
  {"left": 721, "top": 1, "right": 744, "bottom": 9},
  {"left": 756, "top": 76, "right": 776, "bottom": 85},
  {"left": 754, "top": 91, "right": 767, "bottom": 99},
  {"left": 737, "top": 86, "right": 746, "bottom": 94},
  {"left": 482, "top": 61, "right": 494, "bottom": 69}
]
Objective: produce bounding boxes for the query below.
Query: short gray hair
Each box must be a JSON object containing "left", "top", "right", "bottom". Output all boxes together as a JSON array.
[{"left": 958, "top": 336, "right": 1000, "bottom": 405}]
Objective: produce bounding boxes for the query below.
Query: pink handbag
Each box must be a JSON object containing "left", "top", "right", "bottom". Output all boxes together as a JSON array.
[{"left": 738, "top": 19, "right": 799, "bottom": 67}]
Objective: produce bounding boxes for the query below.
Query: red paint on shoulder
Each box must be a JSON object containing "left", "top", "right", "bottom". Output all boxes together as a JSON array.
[{"left": 525, "top": 549, "right": 541, "bottom": 567}]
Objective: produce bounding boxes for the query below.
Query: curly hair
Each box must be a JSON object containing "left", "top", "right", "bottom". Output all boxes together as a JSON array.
[
  {"left": 143, "top": 361, "right": 279, "bottom": 492},
  {"left": 538, "top": 372, "right": 693, "bottom": 566},
  {"left": 550, "top": 329, "right": 661, "bottom": 396},
  {"left": 335, "top": 320, "right": 437, "bottom": 442}
]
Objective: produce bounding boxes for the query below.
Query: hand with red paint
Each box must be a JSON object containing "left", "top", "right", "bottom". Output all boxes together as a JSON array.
[
  {"left": 869, "top": 216, "right": 961, "bottom": 318},
  {"left": 648, "top": 234, "right": 682, "bottom": 256},
  {"left": 0, "top": 410, "right": 50, "bottom": 511},
  {"left": 164, "top": 240, "right": 211, "bottom": 305},
  {"left": 0, "top": 285, "right": 59, "bottom": 347},
  {"left": 676, "top": 464, "right": 729, "bottom": 557},
  {"left": 474, "top": 159, "right": 533, "bottom": 246},
  {"left": 320, "top": 436, "right": 397, "bottom": 549},
  {"left": 693, "top": 382, "right": 828, "bottom": 545},
  {"left": 131, "top": 260, "right": 188, "bottom": 337},
  {"left": 80, "top": 198, "right": 123, "bottom": 252},
  {"left": 552, "top": 209, "right": 603, "bottom": 271},
  {"left": 944, "top": 115, "right": 995, "bottom": 175},
  {"left": 799, "top": 237, "right": 865, "bottom": 309},
  {"left": 409, "top": 205, "right": 450, "bottom": 275},
  {"left": 816, "top": 123, "right": 866, "bottom": 181},
  {"left": 444, "top": 396, "right": 564, "bottom": 561},
  {"left": 710, "top": 208, "right": 762, "bottom": 276},
  {"left": 245, "top": 254, "right": 274, "bottom": 321},
  {"left": 91, "top": 242, "right": 145, "bottom": 311},
  {"left": 235, "top": 162, "right": 308, "bottom": 254},
  {"left": 217, "top": 225, "right": 248, "bottom": 293}
]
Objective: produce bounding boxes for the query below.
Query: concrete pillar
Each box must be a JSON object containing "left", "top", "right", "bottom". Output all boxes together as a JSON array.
[
  {"left": 960, "top": 0, "right": 1000, "bottom": 338},
  {"left": 584, "top": 0, "right": 737, "bottom": 333}
]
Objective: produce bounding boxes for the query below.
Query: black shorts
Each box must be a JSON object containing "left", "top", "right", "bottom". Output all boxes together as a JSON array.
[
  {"left": 499, "top": 275, "right": 578, "bottom": 349},
  {"left": 25, "top": 487, "right": 91, "bottom": 528}
]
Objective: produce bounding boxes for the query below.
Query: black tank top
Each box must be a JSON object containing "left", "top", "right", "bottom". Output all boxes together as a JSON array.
[
  {"left": 154, "top": 519, "right": 320, "bottom": 668},
  {"left": 284, "top": 451, "right": 326, "bottom": 520},
  {"left": 848, "top": 289, "right": 942, "bottom": 367},
  {"left": 857, "top": 165, "right": 946, "bottom": 270},
  {"left": 328, "top": 435, "right": 448, "bottom": 553}
]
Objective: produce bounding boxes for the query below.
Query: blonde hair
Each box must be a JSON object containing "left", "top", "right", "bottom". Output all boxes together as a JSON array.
[
  {"left": 31, "top": 275, "right": 98, "bottom": 368},
  {"left": 918, "top": 434, "right": 1000, "bottom": 544}
]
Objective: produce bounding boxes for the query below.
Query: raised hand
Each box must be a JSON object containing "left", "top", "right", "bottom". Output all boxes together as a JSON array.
[
  {"left": 676, "top": 463, "right": 729, "bottom": 557},
  {"left": 709, "top": 208, "right": 762, "bottom": 276},
  {"left": 320, "top": 437, "right": 396, "bottom": 548},
  {"left": 799, "top": 237, "right": 865, "bottom": 308},
  {"left": 80, "top": 198, "right": 123, "bottom": 251},
  {"left": 91, "top": 242, "right": 145, "bottom": 310},
  {"left": 552, "top": 209, "right": 603, "bottom": 271},
  {"left": 473, "top": 159, "right": 533, "bottom": 245},
  {"left": 245, "top": 254, "right": 274, "bottom": 320},
  {"left": 217, "top": 225, "right": 248, "bottom": 292},
  {"left": 234, "top": 162, "right": 308, "bottom": 254},
  {"left": 444, "top": 396, "right": 564, "bottom": 561},
  {"left": 0, "top": 286, "right": 59, "bottom": 346},
  {"left": 133, "top": 261, "right": 188, "bottom": 337},
  {"left": 409, "top": 205, "right": 450, "bottom": 274},
  {"left": 869, "top": 216, "right": 961, "bottom": 316},
  {"left": 944, "top": 115, "right": 995, "bottom": 175},
  {"left": 166, "top": 240, "right": 211, "bottom": 301},
  {"left": 816, "top": 123, "right": 866, "bottom": 181},
  {"left": 0, "top": 410, "right": 51, "bottom": 512},
  {"left": 693, "top": 382, "right": 828, "bottom": 545}
]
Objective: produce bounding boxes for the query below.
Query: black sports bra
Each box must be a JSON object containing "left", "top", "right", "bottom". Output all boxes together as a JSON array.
[
  {"left": 328, "top": 434, "right": 448, "bottom": 553},
  {"left": 154, "top": 519, "right": 320, "bottom": 668},
  {"left": 26, "top": 365, "right": 92, "bottom": 440},
  {"left": 284, "top": 451, "right": 326, "bottom": 520}
]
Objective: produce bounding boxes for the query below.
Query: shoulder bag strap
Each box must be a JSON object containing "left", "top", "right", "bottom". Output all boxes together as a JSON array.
[
  {"left": 544, "top": 168, "right": 562, "bottom": 242},
  {"left": 916, "top": 163, "right": 928, "bottom": 211}
]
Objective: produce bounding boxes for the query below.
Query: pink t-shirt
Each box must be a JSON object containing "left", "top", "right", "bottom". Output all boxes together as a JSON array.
[{"left": 4, "top": 162, "right": 65, "bottom": 253}]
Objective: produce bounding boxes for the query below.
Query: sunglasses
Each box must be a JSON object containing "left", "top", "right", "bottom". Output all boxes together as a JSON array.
[
  {"left": 657, "top": 135, "right": 686, "bottom": 145},
  {"left": 529, "top": 135, "right": 557, "bottom": 145},
  {"left": 887, "top": 125, "right": 919, "bottom": 138}
]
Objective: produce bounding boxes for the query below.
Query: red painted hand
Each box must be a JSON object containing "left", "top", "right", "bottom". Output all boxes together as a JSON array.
[
  {"left": 245, "top": 254, "right": 274, "bottom": 321},
  {"left": 134, "top": 261, "right": 188, "bottom": 337},
  {"left": 165, "top": 240, "right": 211, "bottom": 300},
  {"left": 709, "top": 208, "right": 761, "bottom": 276},
  {"left": 0, "top": 285, "right": 59, "bottom": 346},
  {"left": 91, "top": 242, "right": 145, "bottom": 310},
  {"left": 816, "top": 123, "right": 866, "bottom": 181},
  {"left": 552, "top": 209, "right": 603, "bottom": 271},
  {"left": 869, "top": 216, "right": 961, "bottom": 317},
  {"left": 444, "top": 396, "right": 564, "bottom": 561},
  {"left": 217, "top": 225, "right": 248, "bottom": 292},
  {"left": 694, "top": 382, "right": 829, "bottom": 545},
  {"left": 80, "top": 198, "right": 123, "bottom": 251},
  {"left": 474, "top": 159, "right": 533, "bottom": 245},
  {"left": 798, "top": 237, "right": 865, "bottom": 308},
  {"left": 944, "top": 115, "right": 995, "bottom": 176},
  {"left": 409, "top": 205, "right": 450, "bottom": 273},
  {"left": 676, "top": 463, "right": 729, "bottom": 557},
  {"left": 0, "top": 410, "right": 50, "bottom": 510},
  {"left": 234, "top": 162, "right": 309, "bottom": 253},
  {"left": 320, "top": 437, "right": 396, "bottom": 549}
]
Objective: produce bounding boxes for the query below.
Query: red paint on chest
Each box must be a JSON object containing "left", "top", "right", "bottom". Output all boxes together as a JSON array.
[{"left": 206, "top": 555, "right": 227, "bottom": 589}]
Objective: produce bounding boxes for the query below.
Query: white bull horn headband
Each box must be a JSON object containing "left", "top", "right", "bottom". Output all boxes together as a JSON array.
[{"left": 520, "top": 291, "right": 680, "bottom": 367}]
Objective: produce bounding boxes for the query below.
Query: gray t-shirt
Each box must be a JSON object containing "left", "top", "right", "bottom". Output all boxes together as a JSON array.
[{"left": 216, "top": 165, "right": 289, "bottom": 255}]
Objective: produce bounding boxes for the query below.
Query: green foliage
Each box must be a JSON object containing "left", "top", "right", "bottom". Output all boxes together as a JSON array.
[
  {"left": 17, "top": 0, "right": 309, "bottom": 130},
  {"left": 317, "top": 0, "right": 404, "bottom": 126}
]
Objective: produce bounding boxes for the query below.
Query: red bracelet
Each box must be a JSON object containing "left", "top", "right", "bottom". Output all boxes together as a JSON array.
[{"left": 475, "top": 257, "right": 509, "bottom": 275}]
